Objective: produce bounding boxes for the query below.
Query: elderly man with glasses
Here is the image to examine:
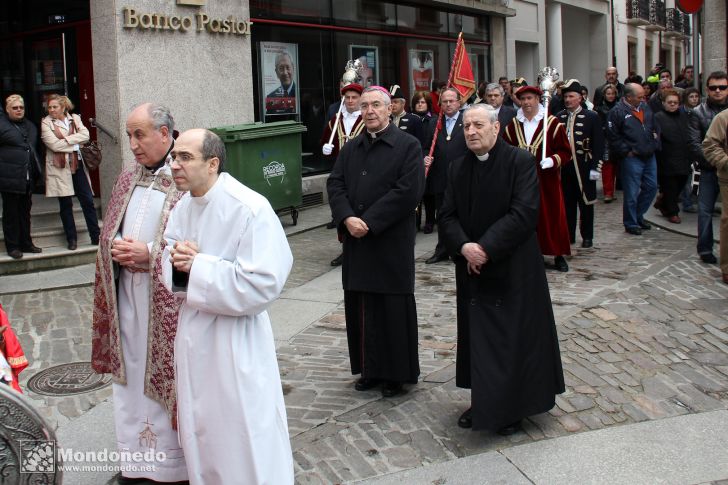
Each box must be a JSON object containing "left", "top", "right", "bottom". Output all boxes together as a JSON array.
[{"left": 0, "top": 94, "right": 42, "bottom": 259}]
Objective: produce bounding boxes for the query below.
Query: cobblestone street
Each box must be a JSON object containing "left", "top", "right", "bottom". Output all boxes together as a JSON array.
[{"left": 3, "top": 199, "right": 728, "bottom": 484}]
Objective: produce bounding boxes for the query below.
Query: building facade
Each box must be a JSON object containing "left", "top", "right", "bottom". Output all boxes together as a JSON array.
[
  {"left": 0, "top": 0, "right": 513, "bottom": 210},
  {"left": 504, "top": 0, "right": 698, "bottom": 95}
]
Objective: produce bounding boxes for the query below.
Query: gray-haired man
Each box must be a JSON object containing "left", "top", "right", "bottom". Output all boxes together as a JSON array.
[{"left": 483, "top": 82, "right": 516, "bottom": 136}]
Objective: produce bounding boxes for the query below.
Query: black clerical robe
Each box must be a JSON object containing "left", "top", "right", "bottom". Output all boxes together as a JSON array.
[
  {"left": 439, "top": 139, "right": 565, "bottom": 431},
  {"left": 327, "top": 124, "right": 425, "bottom": 383}
]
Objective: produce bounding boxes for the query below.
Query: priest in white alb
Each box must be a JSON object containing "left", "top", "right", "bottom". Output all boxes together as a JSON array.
[
  {"left": 92, "top": 103, "right": 188, "bottom": 482},
  {"left": 162, "top": 128, "right": 294, "bottom": 484}
]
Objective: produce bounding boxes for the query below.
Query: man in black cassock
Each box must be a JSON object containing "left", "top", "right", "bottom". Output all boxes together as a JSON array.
[
  {"left": 327, "top": 86, "right": 425, "bottom": 398},
  {"left": 439, "top": 103, "right": 565, "bottom": 435}
]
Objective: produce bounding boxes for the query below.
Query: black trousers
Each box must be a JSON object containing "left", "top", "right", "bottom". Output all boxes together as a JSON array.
[
  {"left": 1, "top": 188, "right": 34, "bottom": 252},
  {"left": 58, "top": 168, "right": 100, "bottom": 243},
  {"left": 562, "top": 174, "right": 594, "bottom": 242},
  {"left": 423, "top": 192, "right": 446, "bottom": 256},
  {"left": 657, "top": 173, "right": 689, "bottom": 217}
]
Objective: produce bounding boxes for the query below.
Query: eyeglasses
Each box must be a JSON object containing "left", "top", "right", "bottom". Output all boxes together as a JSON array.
[
  {"left": 10, "top": 106, "right": 24, "bottom": 110},
  {"left": 707, "top": 85, "right": 728, "bottom": 92}
]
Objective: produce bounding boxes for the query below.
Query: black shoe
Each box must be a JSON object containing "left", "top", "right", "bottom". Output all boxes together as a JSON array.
[
  {"left": 326, "top": 220, "right": 336, "bottom": 229},
  {"left": 425, "top": 253, "right": 448, "bottom": 264},
  {"left": 496, "top": 420, "right": 522, "bottom": 436},
  {"left": 8, "top": 250, "right": 22, "bottom": 260},
  {"left": 458, "top": 408, "right": 472, "bottom": 429},
  {"left": 90, "top": 237, "right": 99, "bottom": 245},
  {"left": 639, "top": 221, "right": 652, "bottom": 230},
  {"left": 354, "top": 377, "right": 380, "bottom": 391},
  {"left": 554, "top": 256, "right": 569, "bottom": 272},
  {"left": 21, "top": 244, "right": 42, "bottom": 253},
  {"left": 625, "top": 227, "right": 642, "bottom": 235},
  {"left": 330, "top": 253, "right": 343, "bottom": 266},
  {"left": 67, "top": 240, "right": 77, "bottom": 250},
  {"left": 423, "top": 224, "right": 434, "bottom": 234},
  {"left": 381, "top": 381, "right": 403, "bottom": 398},
  {"left": 701, "top": 253, "right": 718, "bottom": 264},
  {"left": 581, "top": 239, "right": 593, "bottom": 248}
]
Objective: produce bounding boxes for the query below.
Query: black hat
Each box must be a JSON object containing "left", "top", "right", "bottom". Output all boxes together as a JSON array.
[
  {"left": 389, "top": 84, "right": 405, "bottom": 100},
  {"left": 561, "top": 79, "right": 583, "bottom": 95}
]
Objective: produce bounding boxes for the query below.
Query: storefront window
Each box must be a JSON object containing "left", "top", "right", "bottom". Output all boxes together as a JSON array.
[
  {"left": 331, "top": 0, "right": 397, "bottom": 31},
  {"left": 250, "top": 0, "right": 330, "bottom": 23},
  {"left": 396, "top": 5, "right": 448, "bottom": 36},
  {"left": 250, "top": 2, "right": 492, "bottom": 176}
]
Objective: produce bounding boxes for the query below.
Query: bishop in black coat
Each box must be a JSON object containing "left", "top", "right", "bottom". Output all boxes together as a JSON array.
[
  {"left": 327, "top": 112, "right": 425, "bottom": 390},
  {"left": 439, "top": 104, "right": 565, "bottom": 433}
]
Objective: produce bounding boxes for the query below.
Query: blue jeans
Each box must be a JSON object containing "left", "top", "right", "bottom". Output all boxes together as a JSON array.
[
  {"left": 697, "top": 170, "right": 719, "bottom": 255},
  {"left": 621, "top": 155, "right": 658, "bottom": 229},
  {"left": 58, "top": 168, "right": 100, "bottom": 243}
]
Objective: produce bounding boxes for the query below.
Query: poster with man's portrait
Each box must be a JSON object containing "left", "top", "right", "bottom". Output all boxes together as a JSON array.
[
  {"left": 409, "top": 49, "right": 434, "bottom": 96},
  {"left": 348, "top": 45, "right": 378, "bottom": 87},
  {"left": 260, "top": 41, "right": 299, "bottom": 116}
]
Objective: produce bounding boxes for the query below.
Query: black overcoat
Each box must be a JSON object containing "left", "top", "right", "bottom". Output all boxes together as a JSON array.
[
  {"left": 425, "top": 110, "right": 468, "bottom": 195},
  {"left": 327, "top": 123, "right": 425, "bottom": 294},
  {"left": 556, "top": 108, "right": 605, "bottom": 204},
  {"left": 439, "top": 139, "right": 565, "bottom": 431},
  {"left": 0, "top": 114, "right": 40, "bottom": 194}
]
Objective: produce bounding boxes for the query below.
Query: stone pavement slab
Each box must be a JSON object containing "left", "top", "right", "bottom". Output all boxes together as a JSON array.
[
  {"left": 501, "top": 410, "right": 728, "bottom": 485},
  {"left": 357, "top": 410, "right": 728, "bottom": 485},
  {"left": 355, "top": 450, "right": 530, "bottom": 485}
]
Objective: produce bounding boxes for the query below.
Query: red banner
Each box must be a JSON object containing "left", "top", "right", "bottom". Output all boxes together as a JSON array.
[{"left": 451, "top": 36, "right": 476, "bottom": 101}]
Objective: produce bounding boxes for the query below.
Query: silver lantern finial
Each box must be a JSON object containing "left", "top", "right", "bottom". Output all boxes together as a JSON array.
[
  {"left": 342, "top": 59, "right": 364, "bottom": 85},
  {"left": 538, "top": 67, "right": 560, "bottom": 101}
]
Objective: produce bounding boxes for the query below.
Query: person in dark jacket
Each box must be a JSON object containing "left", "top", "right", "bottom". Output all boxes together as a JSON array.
[
  {"left": 411, "top": 90, "right": 433, "bottom": 231},
  {"left": 595, "top": 84, "right": 619, "bottom": 202},
  {"left": 556, "top": 80, "right": 605, "bottom": 248},
  {"left": 653, "top": 89, "right": 692, "bottom": 224},
  {"left": 423, "top": 88, "right": 468, "bottom": 262},
  {"left": 482, "top": 83, "right": 516, "bottom": 136},
  {"left": 593, "top": 67, "right": 625, "bottom": 107},
  {"left": 607, "top": 83, "right": 660, "bottom": 235},
  {"left": 327, "top": 86, "right": 425, "bottom": 398},
  {"left": 439, "top": 103, "right": 565, "bottom": 435},
  {"left": 688, "top": 71, "right": 728, "bottom": 264},
  {"left": 0, "top": 94, "right": 42, "bottom": 259}
]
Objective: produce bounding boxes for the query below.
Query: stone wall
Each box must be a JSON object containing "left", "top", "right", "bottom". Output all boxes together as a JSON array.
[{"left": 90, "top": 0, "right": 253, "bottom": 209}]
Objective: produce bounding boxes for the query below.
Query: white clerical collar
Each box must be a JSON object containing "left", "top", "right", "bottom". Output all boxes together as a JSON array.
[
  {"left": 476, "top": 153, "right": 489, "bottom": 161},
  {"left": 516, "top": 104, "right": 545, "bottom": 123},
  {"left": 368, "top": 123, "right": 390, "bottom": 138},
  {"left": 192, "top": 172, "right": 224, "bottom": 205}
]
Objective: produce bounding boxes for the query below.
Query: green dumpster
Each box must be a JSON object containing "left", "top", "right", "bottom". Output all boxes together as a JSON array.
[{"left": 211, "top": 121, "right": 306, "bottom": 225}]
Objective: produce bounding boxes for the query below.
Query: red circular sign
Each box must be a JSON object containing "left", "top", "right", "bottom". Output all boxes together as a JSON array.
[{"left": 677, "top": 0, "right": 703, "bottom": 13}]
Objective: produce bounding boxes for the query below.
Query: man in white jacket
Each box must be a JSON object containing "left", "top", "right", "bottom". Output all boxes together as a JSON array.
[{"left": 163, "top": 128, "right": 294, "bottom": 484}]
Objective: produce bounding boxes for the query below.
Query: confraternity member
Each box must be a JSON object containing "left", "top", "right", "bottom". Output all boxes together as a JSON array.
[
  {"left": 163, "top": 128, "right": 294, "bottom": 484},
  {"left": 439, "top": 103, "right": 565, "bottom": 435},
  {"left": 556, "top": 79, "right": 605, "bottom": 248},
  {"left": 327, "top": 86, "right": 425, "bottom": 398},
  {"left": 504, "top": 85, "right": 573, "bottom": 271},
  {"left": 92, "top": 103, "right": 188, "bottom": 483}
]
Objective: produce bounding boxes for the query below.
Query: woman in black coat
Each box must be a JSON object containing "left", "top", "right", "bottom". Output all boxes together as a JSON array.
[
  {"left": 654, "top": 89, "right": 692, "bottom": 223},
  {"left": 595, "top": 84, "right": 618, "bottom": 202},
  {"left": 0, "top": 95, "right": 42, "bottom": 259},
  {"left": 411, "top": 91, "right": 433, "bottom": 231}
]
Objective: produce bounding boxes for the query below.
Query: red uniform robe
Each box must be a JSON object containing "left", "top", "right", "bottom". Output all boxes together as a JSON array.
[
  {"left": 0, "top": 304, "right": 27, "bottom": 393},
  {"left": 503, "top": 111, "right": 572, "bottom": 256},
  {"left": 320, "top": 112, "right": 365, "bottom": 159}
]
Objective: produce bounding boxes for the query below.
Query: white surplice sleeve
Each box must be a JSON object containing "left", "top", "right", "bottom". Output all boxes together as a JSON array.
[{"left": 185, "top": 203, "right": 293, "bottom": 317}]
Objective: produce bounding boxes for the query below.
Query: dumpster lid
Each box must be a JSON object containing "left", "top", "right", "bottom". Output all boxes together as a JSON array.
[{"left": 210, "top": 120, "right": 306, "bottom": 141}]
